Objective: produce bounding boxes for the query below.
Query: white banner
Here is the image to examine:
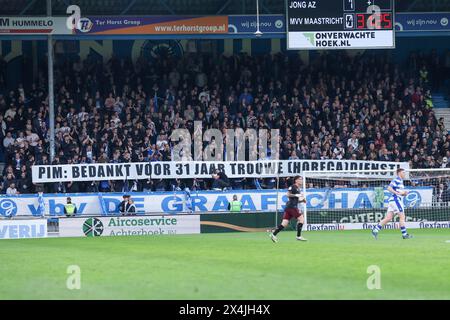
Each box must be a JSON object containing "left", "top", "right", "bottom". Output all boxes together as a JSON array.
[
  {"left": 0, "top": 17, "right": 71, "bottom": 35},
  {"left": 31, "top": 160, "right": 408, "bottom": 183},
  {"left": 0, "top": 187, "right": 432, "bottom": 217},
  {"left": 288, "top": 30, "right": 395, "bottom": 50},
  {"left": 306, "top": 221, "right": 450, "bottom": 231},
  {"left": 59, "top": 215, "right": 200, "bottom": 237},
  {"left": 0, "top": 219, "right": 47, "bottom": 239}
]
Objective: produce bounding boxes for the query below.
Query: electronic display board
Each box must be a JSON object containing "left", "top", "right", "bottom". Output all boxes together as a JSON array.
[{"left": 286, "top": 0, "right": 395, "bottom": 49}]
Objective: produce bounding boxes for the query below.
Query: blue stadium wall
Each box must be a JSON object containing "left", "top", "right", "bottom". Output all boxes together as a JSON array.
[{"left": 1, "top": 36, "right": 449, "bottom": 90}]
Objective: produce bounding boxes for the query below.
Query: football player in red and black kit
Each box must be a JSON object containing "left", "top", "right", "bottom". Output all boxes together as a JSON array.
[{"left": 270, "top": 175, "right": 307, "bottom": 242}]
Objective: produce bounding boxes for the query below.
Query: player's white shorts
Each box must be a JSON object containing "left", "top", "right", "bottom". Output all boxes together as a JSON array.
[{"left": 387, "top": 200, "right": 404, "bottom": 214}]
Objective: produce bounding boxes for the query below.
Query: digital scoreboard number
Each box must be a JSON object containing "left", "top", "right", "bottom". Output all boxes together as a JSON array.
[{"left": 286, "top": 0, "right": 395, "bottom": 50}]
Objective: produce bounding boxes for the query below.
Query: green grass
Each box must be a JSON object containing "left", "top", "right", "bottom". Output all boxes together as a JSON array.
[{"left": 1, "top": 229, "right": 450, "bottom": 300}]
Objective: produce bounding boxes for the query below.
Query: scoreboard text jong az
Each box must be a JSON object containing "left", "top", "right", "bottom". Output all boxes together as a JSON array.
[{"left": 286, "top": 0, "right": 395, "bottom": 50}]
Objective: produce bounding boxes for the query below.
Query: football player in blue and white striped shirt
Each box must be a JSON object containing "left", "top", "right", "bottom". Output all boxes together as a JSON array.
[{"left": 372, "top": 168, "right": 413, "bottom": 239}]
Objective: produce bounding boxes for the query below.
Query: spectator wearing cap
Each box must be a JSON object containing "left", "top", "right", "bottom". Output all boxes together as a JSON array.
[{"left": 119, "top": 194, "right": 136, "bottom": 216}]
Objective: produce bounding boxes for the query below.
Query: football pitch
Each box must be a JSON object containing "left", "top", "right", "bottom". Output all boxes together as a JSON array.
[{"left": 1, "top": 229, "right": 450, "bottom": 300}]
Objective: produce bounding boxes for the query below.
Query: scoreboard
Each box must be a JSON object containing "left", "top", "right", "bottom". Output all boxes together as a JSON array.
[{"left": 286, "top": 0, "right": 395, "bottom": 50}]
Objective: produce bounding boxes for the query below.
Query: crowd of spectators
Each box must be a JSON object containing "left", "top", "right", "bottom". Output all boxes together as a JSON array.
[{"left": 0, "top": 48, "right": 449, "bottom": 194}]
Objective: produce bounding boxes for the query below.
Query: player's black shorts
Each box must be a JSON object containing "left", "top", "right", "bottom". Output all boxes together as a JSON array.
[{"left": 283, "top": 207, "right": 302, "bottom": 220}]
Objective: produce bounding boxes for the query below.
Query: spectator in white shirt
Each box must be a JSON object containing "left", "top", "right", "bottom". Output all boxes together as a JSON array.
[
  {"left": 25, "top": 129, "right": 40, "bottom": 147},
  {"left": 3, "top": 132, "right": 14, "bottom": 149},
  {"left": 15, "top": 131, "right": 26, "bottom": 148},
  {"left": 6, "top": 183, "right": 19, "bottom": 195},
  {"left": 333, "top": 142, "right": 345, "bottom": 160},
  {"left": 4, "top": 104, "right": 16, "bottom": 119},
  {"left": 347, "top": 133, "right": 359, "bottom": 150},
  {"left": 0, "top": 114, "right": 6, "bottom": 136}
]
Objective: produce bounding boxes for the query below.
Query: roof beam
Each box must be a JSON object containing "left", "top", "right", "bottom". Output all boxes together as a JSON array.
[
  {"left": 121, "top": 0, "right": 138, "bottom": 14},
  {"left": 20, "top": 0, "right": 37, "bottom": 15},
  {"left": 158, "top": 0, "right": 176, "bottom": 15},
  {"left": 261, "top": 0, "right": 272, "bottom": 14},
  {"left": 216, "top": 0, "right": 233, "bottom": 14},
  {"left": 407, "top": 0, "right": 421, "bottom": 11}
]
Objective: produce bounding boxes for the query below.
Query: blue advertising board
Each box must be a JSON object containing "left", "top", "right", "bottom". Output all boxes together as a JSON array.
[
  {"left": 228, "top": 15, "right": 285, "bottom": 34},
  {"left": 0, "top": 187, "right": 433, "bottom": 217},
  {"left": 396, "top": 13, "right": 450, "bottom": 32}
]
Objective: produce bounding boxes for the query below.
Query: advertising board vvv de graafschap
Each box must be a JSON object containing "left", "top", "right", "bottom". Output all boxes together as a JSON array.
[
  {"left": 0, "top": 187, "right": 432, "bottom": 217},
  {"left": 59, "top": 215, "right": 200, "bottom": 238},
  {"left": 0, "top": 219, "right": 47, "bottom": 239},
  {"left": 0, "top": 187, "right": 433, "bottom": 217},
  {"left": 286, "top": 0, "right": 395, "bottom": 49}
]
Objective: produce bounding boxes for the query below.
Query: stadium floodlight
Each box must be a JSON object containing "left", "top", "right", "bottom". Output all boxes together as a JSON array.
[
  {"left": 301, "top": 168, "right": 450, "bottom": 231},
  {"left": 255, "top": 0, "right": 263, "bottom": 37}
]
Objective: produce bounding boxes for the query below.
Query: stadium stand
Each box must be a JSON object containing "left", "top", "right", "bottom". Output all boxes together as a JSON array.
[{"left": 0, "top": 49, "right": 449, "bottom": 194}]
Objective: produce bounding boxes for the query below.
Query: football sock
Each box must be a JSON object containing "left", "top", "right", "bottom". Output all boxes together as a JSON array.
[
  {"left": 297, "top": 223, "right": 303, "bottom": 237},
  {"left": 373, "top": 224, "right": 382, "bottom": 233},
  {"left": 273, "top": 225, "right": 284, "bottom": 236},
  {"left": 401, "top": 226, "right": 408, "bottom": 236}
]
